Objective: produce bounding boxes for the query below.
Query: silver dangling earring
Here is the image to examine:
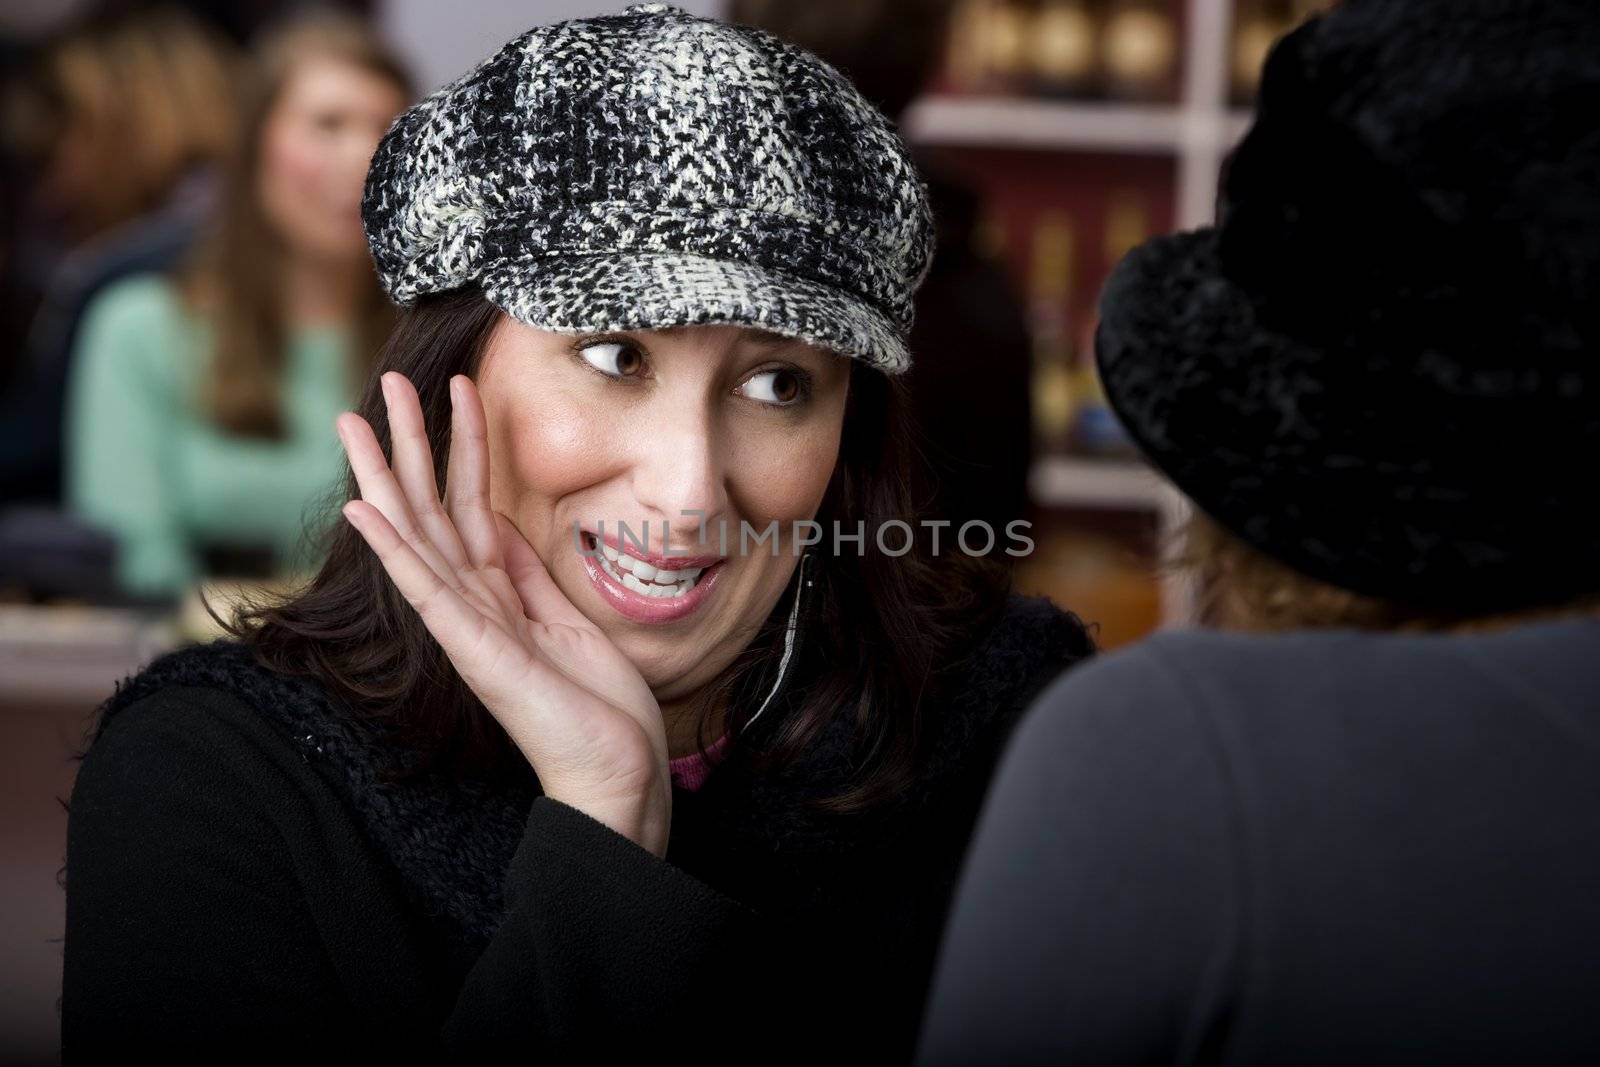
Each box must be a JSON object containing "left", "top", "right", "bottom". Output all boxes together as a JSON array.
[{"left": 743, "top": 551, "right": 813, "bottom": 731}]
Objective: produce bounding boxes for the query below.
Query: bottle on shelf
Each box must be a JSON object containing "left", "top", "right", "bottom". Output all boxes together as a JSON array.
[
  {"left": 1067, "top": 191, "right": 1147, "bottom": 457},
  {"left": 1031, "top": 0, "right": 1101, "bottom": 100},
  {"left": 988, "top": 0, "right": 1037, "bottom": 96},
  {"left": 1230, "top": 0, "right": 1295, "bottom": 106},
  {"left": 1100, "top": 0, "right": 1179, "bottom": 103},
  {"left": 945, "top": 0, "right": 1035, "bottom": 96},
  {"left": 1027, "top": 211, "right": 1079, "bottom": 453},
  {"left": 1067, "top": 318, "right": 1134, "bottom": 458},
  {"left": 1103, "top": 189, "right": 1150, "bottom": 266},
  {"left": 944, "top": 0, "right": 991, "bottom": 94}
]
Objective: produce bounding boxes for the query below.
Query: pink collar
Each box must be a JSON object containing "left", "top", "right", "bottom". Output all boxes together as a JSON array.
[{"left": 668, "top": 732, "right": 731, "bottom": 792}]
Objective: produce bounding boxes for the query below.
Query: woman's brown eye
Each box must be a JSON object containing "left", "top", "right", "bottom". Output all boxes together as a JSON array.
[
  {"left": 738, "top": 368, "right": 804, "bottom": 406},
  {"left": 578, "top": 341, "right": 644, "bottom": 378}
]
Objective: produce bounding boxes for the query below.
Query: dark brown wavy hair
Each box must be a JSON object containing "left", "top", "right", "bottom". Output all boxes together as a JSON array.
[{"left": 225, "top": 287, "right": 1014, "bottom": 811}]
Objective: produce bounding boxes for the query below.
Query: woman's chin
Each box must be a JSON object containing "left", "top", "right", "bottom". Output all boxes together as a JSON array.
[{"left": 611, "top": 634, "right": 688, "bottom": 686}]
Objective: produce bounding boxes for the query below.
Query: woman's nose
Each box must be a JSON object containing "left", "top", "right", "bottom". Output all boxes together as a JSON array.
[{"left": 626, "top": 414, "right": 730, "bottom": 540}]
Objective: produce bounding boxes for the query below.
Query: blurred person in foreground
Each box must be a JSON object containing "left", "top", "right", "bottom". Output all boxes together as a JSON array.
[
  {"left": 731, "top": 0, "right": 1034, "bottom": 536},
  {"left": 0, "top": 6, "right": 235, "bottom": 505},
  {"left": 922, "top": 0, "right": 1600, "bottom": 1062},
  {"left": 62, "top": 11, "right": 410, "bottom": 600}
]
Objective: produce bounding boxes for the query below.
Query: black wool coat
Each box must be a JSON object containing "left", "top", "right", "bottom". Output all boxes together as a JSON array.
[{"left": 61, "top": 594, "right": 1092, "bottom": 1061}]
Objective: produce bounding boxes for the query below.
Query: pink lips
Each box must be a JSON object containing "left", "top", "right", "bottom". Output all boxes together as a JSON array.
[
  {"left": 589, "top": 531, "right": 722, "bottom": 570},
  {"left": 577, "top": 530, "right": 726, "bottom": 624}
]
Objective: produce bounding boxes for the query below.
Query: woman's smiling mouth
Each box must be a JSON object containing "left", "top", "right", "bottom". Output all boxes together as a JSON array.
[{"left": 578, "top": 531, "right": 727, "bottom": 623}]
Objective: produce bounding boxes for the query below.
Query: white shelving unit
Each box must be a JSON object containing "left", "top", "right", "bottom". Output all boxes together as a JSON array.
[
  {"left": 1028, "top": 456, "right": 1164, "bottom": 511},
  {"left": 903, "top": 0, "right": 1247, "bottom": 623},
  {"left": 905, "top": 0, "right": 1248, "bottom": 230},
  {"left": 905, "top": 98, "right": 1252, "bottom": 168},
  {"left": 906, "top": 97, "right": 1185, "bottom": 153}
]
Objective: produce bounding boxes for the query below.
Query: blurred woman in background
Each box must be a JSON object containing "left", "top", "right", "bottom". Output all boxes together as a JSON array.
[
  {"left": 0, "top": 6, "right": 235, "bottom": 505},
  {"left": 63, "top": 12, "right": 410, "bottom": 598}
]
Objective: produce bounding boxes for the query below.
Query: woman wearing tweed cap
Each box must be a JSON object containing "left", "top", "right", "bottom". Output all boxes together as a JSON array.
[{"left": 61, "top": 4, "right": 1092, "bottom": 1057}]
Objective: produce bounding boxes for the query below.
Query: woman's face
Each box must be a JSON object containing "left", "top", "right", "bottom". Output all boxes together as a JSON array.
[
  {"left": 258, "top": 57, "right": 405, "bottom": 261},
  {"left": 476, "top": 319, "right": 851, "bottom": 704}
]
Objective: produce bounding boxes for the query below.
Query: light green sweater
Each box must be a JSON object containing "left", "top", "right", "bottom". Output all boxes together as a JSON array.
[{"left": 66, "top": 274, "right": 358, "bottom": 597}]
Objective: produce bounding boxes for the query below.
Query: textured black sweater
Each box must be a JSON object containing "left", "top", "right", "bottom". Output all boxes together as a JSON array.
[{"left": 61, "top": 594, "right": 1091, "bottom": 1060}]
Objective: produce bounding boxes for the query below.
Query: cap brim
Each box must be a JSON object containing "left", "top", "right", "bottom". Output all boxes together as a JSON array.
[{"left": 478, "top": 251, "right": 910, "bottom": 374}]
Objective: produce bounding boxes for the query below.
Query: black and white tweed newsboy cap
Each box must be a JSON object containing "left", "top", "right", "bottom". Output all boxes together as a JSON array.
[{"left": 361, "top": 2, "right": 934, "bottom": 374}]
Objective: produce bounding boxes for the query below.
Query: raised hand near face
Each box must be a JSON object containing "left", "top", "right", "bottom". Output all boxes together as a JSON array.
[{"left": 336, "top": 371, "right": 672, "bottom": 855}]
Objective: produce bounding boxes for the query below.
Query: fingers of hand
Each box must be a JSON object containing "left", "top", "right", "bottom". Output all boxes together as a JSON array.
[
  {"left": 381, "top": 372, "right": 470, "bottom": 571},
  {"left": 344, "top": 385, "right": 524, "bottom": 627},
  {"left": 337, "top": 407, "right": 463, "bottom": 588},
  {"left": 341, "top": 499, "right": 512, "bottom": 666},
  {"left": 344, "top": 499, "right": 590, "bottom": 726},
  {"left": 445, "top": 376, "right": 505, "bottom": 573},
  {"left": 498, "top": 512, "right": 598, "bottom": 633},
  {"left": 433, "top": 376, "right": 528, "bottom": 622}
]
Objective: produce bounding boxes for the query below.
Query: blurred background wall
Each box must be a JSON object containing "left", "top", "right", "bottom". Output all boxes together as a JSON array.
[
  {"left": 381, "top": 0, "right": 722, "bottom": 92},
  {"left": 0, "top": 1, "right": 1326, "bottom": 1061}
]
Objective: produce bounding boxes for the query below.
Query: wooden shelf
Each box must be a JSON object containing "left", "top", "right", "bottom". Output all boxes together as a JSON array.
[
  {"left": 1030, "top": 455, "right": 1168, "bottom": 511},
  {"left": 905, "top": 96, "right": 1186, "bottom": 153},
  {"left": 0, "top": 605, "right": 175, "bottom": 708},
  {"left": 904, "top": 96, "right": 1257, "bottom": 157},
  {"left": 1029, "top": 457, "right": 1196, "bottom": 625}
]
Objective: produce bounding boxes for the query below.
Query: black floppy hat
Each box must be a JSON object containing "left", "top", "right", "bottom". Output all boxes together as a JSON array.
[{"left": 1096, "top": 0, "right": 1600, "bottom": 612}]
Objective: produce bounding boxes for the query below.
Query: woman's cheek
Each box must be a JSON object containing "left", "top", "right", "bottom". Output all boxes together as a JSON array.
[
  {"left": 261, "top": 129, "right": 336, "bottom": 246},
  {"left": 736, "top": 423, "right": 840, "bottom": 530},
  {"left": 487, "top": 385, "right": 616, "bottom": 523}
]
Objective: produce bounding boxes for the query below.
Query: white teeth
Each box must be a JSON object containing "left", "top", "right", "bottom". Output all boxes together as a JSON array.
[
  {"left": 595, "top": 545, "right": 703, "bottom": 599},
  {"left": 654, "top": 565, "right": 701, "bottom": 582},
  {"left": 620, "top": 571, "right": 676, "bottom": 598}
]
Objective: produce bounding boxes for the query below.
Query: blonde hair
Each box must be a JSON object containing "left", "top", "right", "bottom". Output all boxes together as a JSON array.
[
  {"left": 1180, "top": 510, "right": 1600, "bottom": 634},
  {"left": 183, "top": 11, "right": 411, "bottom": 439},
  {"left": 21, "top": 8, "right": 237, "bottom": 237}
]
